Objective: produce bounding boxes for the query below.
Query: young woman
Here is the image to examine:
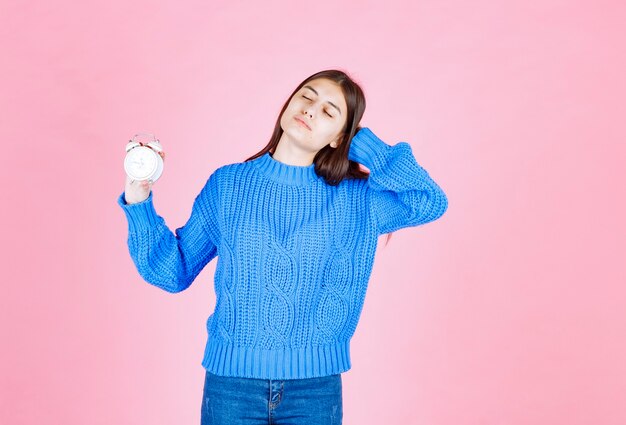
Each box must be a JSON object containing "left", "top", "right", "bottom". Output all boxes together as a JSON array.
[{"left": 117, "top": 69, "right": 448, "bottom": 424}]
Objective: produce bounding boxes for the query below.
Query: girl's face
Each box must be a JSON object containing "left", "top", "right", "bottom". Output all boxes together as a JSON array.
[{"left": 279, "top": 78, "right": 348, "bottom": 154}]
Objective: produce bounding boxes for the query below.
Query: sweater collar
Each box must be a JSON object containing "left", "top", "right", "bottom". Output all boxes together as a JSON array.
[{"left": 252, "top": 151, "right": 320, "bottom": 186}]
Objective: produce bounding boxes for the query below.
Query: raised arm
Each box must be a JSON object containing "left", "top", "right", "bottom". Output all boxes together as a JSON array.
[
  {"left": 116, "top": 171, "right": 221, "bottom": 293},
  {"left": 348, "top": 127, "right": 448, "bottom": 235}
]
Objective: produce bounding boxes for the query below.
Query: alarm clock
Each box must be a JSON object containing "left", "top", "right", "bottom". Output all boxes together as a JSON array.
[{"left": 124, "top": 133, "right": 164, "bottom": 183}]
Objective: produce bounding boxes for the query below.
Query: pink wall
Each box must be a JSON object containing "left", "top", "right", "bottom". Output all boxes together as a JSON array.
[{"left": 2, "top": 0, "right": 624, "bottom": 424}]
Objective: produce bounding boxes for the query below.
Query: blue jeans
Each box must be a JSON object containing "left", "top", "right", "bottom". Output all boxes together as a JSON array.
[{"left": 201, "top": 370, "right": 343, "bottom": 425}]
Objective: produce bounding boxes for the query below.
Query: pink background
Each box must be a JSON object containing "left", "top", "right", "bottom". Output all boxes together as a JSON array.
[{"left": 2, "top": 0, "right": 625, "bottom": 424}]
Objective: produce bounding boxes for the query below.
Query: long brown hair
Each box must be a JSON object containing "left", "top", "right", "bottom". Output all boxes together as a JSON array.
[{"left": 244, "top": 69, "right": 393, "bottom": 246}]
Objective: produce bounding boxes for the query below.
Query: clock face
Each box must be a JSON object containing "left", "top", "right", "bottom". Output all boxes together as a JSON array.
[{"left": 124, "top": 146, "right": 158, "bottom": 180}]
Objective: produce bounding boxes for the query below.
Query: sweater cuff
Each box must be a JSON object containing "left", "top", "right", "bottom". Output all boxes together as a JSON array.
[
  {"left": 347, "top": 127, "right": 393, "bottom": 170},
  {"left": 116, "top": 190, "right": 161, "bottom": 232}
]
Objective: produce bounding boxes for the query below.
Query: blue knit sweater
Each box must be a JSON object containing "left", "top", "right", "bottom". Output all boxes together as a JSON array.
[{"left": 117, "top": 127, "right": 448, "bottom": 379}]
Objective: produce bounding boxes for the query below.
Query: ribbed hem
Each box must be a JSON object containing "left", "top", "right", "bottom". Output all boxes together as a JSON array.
[
  {"left": 201, "top": 339, "right": 352, "bottom": 380},
  {"left": 252, "top": 152, "right": 321, "bottom": 186},
  {"left": 116, "top": 191, "right": 161, "bottom": 233},
  {"left": 348, "top": 127, "right": 393, "bottom": 170}
]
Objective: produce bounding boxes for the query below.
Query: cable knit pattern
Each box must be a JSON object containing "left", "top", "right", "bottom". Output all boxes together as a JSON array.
[{"left": 116, "top": 127, "right": 448, "bottom": 379}]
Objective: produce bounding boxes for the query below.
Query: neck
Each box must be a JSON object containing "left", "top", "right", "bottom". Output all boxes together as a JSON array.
[{"left": 273, "top": 134, "right": 316, "bottom": 166}]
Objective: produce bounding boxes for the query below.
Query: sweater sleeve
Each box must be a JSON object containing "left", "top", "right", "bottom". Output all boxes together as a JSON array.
[
  {"left": 116, "top": 171, "right": 221, "bottom": 293},
  {"left": 348, "top": 127, "right": 448, "bottom": 235}
]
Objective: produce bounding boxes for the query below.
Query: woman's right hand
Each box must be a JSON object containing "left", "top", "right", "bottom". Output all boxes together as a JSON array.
[{"left": 124, "top": 150, "right": 165, "bottom": 205}]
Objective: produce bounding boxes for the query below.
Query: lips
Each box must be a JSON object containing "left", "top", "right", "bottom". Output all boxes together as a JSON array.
[{"left": 294, "top": 116, "right": 311, "bottom": 130}]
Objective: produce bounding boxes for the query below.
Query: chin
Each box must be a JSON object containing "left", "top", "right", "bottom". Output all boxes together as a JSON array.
[{"left": 285, "top": 124, "right": 309, "bottom": 139}]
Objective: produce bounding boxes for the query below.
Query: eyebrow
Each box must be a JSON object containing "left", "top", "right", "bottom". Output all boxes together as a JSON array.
[{"left": 303, "top": 85, "right": 342, "bottom": 116}]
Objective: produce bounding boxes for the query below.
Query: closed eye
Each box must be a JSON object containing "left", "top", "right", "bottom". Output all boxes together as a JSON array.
[{"left": 301, "top": 95, "right": 333, "bottom": 117}]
